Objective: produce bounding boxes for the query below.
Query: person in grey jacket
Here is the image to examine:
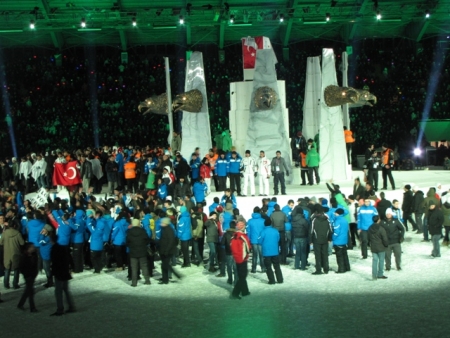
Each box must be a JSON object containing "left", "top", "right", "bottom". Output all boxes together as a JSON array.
[
  {"left": 369, "top": 216, "right": 389, "bottom": 280},
  {"left": 80, "top": 155, "right": 93, "bottom": 194},
  {"left": 270, "top": 151, "right": 289, "bottom": 195},
  {"left": 205, "top": 212, "right": 219, "bottom": 272},
  {"left": 291, "top": 206, "right": 310, "bottom": 270},
  {"left": 270, "top": 204, "right": 288, "bottom": 264}
]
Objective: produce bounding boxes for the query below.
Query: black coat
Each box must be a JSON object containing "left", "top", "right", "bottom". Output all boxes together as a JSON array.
[
  {"left": 291, "top": 206, "right": 310, "bottom": 238},
  {"left": 353, "top": 184, "right": 365, "bottom": 200},
  {"left": 174, "top": 183, "right": 191, "bottom": 200},
  {"left": 413, "top": 191, "right": 424, "bottom": 213},
  {"left": 369, "top": 223, "right": 388, "bottom": 253},
  {"left": 377, "top": 199, "right": 392, "bottom": 219},
  {"left": 1, "top": 165, "right": 12, "bottom": 181},
  {"left": 402, "top": 190, "right": 414, "bottom": 213},
  {"left": 51, "top": 243, "right": 72, "bottom": 281},
  {"left": 105, "top": 160, "right": 118, "bottom": 182},
  {"left": 175, "top": 159, "right": 190, "bottom": 180},
  {"left": 159, "top": 225, "right": 177, "bottom": 256},
  {"left": 126, "top": 227, "right": 150, "bottom": 258},
  {"left": 221, "top": 229, "right": 235, "bottom": 255},
  {"left": 80, "top": 160, "right": 93, "bottom": 179},
  {"left": 310, "top": 214, "right": 332, "bottom": 244},
  {"left": 428, "top": 208, "right": 444, "bottom": 235},
  {"left": 381, "top": 219, "right": 405, "bottom": 245},
  {"left": 20, "top": 251, "right": 38, "bottom": 279}
]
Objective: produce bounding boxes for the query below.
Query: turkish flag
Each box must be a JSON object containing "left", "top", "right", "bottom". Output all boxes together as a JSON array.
[
  {"left": 241, "top": 36, "right": 276, "bottom": 69},
  {"left": 53, "top": 161, "right": 82, "bottom": 186}
]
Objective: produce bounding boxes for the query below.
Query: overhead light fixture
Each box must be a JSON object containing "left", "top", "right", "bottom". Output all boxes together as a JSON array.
[
  {"left": 132, "top": 17, "right": 136, "bottom": 26},
  {"left": 81, "top": 18, "right": 86, "bottom": 27},
  {"left": 179, "top": 15, "right": 184, "bottom": 24},
  {"left": 279, "top": 14, "right": 284, "bottom": 22},
  {"left": 326, "top": 13, "right": 330, "bottom": 21},
  {"left": 376, "top": 11, "right": 381, "bottom": 20},
  {"left": 229, "top": 15, "right": 235, "bottom": 23},
  {"left": 29, "top": 20, "right": 35, "bottom": 29},
  {"left": 425, "top": 10, "right": 430, "bottom": 19}
]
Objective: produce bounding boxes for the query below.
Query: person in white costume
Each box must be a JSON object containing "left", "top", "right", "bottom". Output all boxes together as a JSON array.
[
  {"left": 241, "top": 150, "right": 257, "bottom": 197},
  {"left": 257, "top": 151, "right": 271, "bottom": 196}
]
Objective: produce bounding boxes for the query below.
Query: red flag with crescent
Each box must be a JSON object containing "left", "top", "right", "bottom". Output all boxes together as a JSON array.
[
  {"left": 241, "top": 36, "right": 276, "bottom": 69},
  {"left": 53, "top": 161, "right": 82, "bottom": 186}
]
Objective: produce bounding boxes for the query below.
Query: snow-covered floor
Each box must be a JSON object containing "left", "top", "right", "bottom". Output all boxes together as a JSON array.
[{"left": 1, "top": 169, "right": 450, "bottom": 337}]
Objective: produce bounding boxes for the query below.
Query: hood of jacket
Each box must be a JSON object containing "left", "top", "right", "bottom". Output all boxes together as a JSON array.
[
  {"left": 426, "top": 189, "right": 436, "bottom": 198},
  {"left": 251, "top": 212, "right": 262, "bottom": 219}
]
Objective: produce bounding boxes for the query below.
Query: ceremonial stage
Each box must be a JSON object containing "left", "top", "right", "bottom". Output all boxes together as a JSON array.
[{"left": 2, "top": 169, "right": 449, "bottom": 338}]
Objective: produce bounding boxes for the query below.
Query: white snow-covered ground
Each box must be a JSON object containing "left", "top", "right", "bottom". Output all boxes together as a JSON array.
[{"left": 1, "top": 169, "right": 450, "bottom": 338}]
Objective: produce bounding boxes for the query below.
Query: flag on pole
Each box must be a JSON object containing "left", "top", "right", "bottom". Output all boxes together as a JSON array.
[
  {"left": 241, "top": 36, "right": 277, "bottom": 69},
  {"left": 53, "top": 161, "right": 82, "bottom": 186}
]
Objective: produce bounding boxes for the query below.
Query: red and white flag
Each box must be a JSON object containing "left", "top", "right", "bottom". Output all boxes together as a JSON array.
[
  {"left": 241, "top": 36, "right": 276, "bottom": 69},
  {"left": 53, "top": 161, "right": 82, "bottom": 186}
]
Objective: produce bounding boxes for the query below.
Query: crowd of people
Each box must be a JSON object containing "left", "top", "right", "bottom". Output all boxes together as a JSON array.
[
  {"left": 0, "top": 140, "right": 448, "bottom": 308},
  {"left": 1, "top": 38, "right": 448, "bottom": 164}
]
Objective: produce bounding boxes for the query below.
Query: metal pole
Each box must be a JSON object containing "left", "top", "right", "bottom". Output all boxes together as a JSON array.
[
  {"left": 342, "top": 52, "right": 350, "bottom": 129},
  {"left": 164, "top": 57, "right": 174, "bottom": 147}
]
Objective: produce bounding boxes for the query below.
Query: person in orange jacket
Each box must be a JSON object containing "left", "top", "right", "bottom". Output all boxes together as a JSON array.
[
  {"left": 124, "top": 157, "right": 137, "bottom": 193},
  {"left": 344, "top": 126, "right": 355, "bottom": 165}
]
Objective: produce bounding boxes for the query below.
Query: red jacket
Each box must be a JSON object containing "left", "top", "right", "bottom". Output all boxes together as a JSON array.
[
  {"left": 230, "top": 231, "right": 251, "bottom": 264},
  {"left": 200, "top": 164, "right": 212, "bottom": 179}
]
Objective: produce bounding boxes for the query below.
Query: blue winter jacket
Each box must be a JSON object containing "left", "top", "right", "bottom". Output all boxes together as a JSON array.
[
  {"left": 56, "top": 218, "right": 78, "bottom": 246},
  {"left": 71, "top": 210, "right": 86, "bottom": 244},
  {"left": 193, "top": 181, "right": 207, "bottom": 204},
  {"left": 20, "top": 216, "right": 28, "bottom": 237},
  {"left": 145, "top": 159, "right": 159, "bottom": 174},
  {"left": 332, "top": 215, "right": 349, "bottom": 246},
  {"left": 215, "top": 158, "right": 228, "bottom": 177},
  {"left": 220, "top": 194, "right": 237, "bottom": 209},
  {"left": 27, "top": 219, "right": 45, "bottom": 247},
  {"left": 155, "top": 218, "right": 162, "bottom": 240},
  {"left": 282, "top": 205, "right": 293, "bottom": 231},
  {"left": 209, "top": 202, "right": 219, "bottom": 214},
  {"left": 112, "top": 218, "right": 129, "bottom": 245},
  {"left": 221, "top": 212, "right": 233, "bottom": 232},
  {"left": 177, "top": 211, "right": 192, "bottom": 241},
  {"left": 357, "top": 205, "right": 378, "bottom": 230},
  {"left": 246, "top": 213, "right": 266, "bottom": 244},
  {"left": 259, "top": 226, "right": 280, "bottom": 257},
  {"left": 103, "top": 215, "right": 114, "bottom": 242},
  {"left": 115, "top": 153, "right": 124, "bottom": 173},
  {"left": 38, "top": 234, "right": 53, "bottom": 261},
  {"left": 157, "top": 183, "right": 168, "bottom": 200},
  {"left": 267, "top": 201, "right": 276, "bottom": 217},
  {"left": 142, "top": 214, "right": 153, "bottom": 238},
  {"left": 87, "top": 217, "right": 104, "bottom": 251},
  {"left": 190, "top": 157, "right": 201, "bottom": 179},
  {"left": 228, "top": 157, "right": 242, "bottom": 174},
  {"left": 328, "top": 205, "right": 349, "bottom": 225}
]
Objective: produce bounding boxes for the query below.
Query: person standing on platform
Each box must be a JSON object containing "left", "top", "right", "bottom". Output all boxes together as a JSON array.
[
  {"left": 171, "top": 131, "right": 182, "bottom": 155},
  {"left": 271, "top": 151, "right": 289, "bottom": 195},
  {"left": 215, "top": 152, "right": 228, "bottom": 192},
  {"left": 381, "top": 143, "right": 396, "bottom": 190},
  {"left": 364, "top": 149, "right": 380, "bottom": 192},
  {"left": 291, "top": 131, "right": 307, "bottom": 167},
  {"left": 344, "top": 126, "right": 355, "bottom": 165},
  {"left": 230, "top": 218, "right": 251, "bottom": 300},
  {"left": 306, "top": 145, "right": 320, "bottom": 185},
  {"left": 228, "top": 151, "right": 243, "bottom": 196},
  {"left": 369, "top": 216, "right": 389, "bottom": 280},
  {"left": 259, "top": 221, "right": 283, "bottom": 285},
  {"left": 257, "top": 151, "right": 271, "bottom": 196},
  {"left": 124, "top": 157, "right": 137, "bottom": 193},
  {"left": 299, "top": 151, "right": 311, "bottom": 186},
  {"left": 241, "top": 150, "right": 257, "bottom": 197},
  {"left": 205, "top": 149, "right": 218, "bottom": 191}
]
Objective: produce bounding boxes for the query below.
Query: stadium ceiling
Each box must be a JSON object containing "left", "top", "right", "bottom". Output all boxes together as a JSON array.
[{"left": 0, "top": 0, "right": 448, "bottom": 50}]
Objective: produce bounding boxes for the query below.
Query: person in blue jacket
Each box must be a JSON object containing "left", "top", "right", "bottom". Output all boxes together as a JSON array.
[
  {"left": 54, "top": 212, "right": 78, "bottom": 247},
  {"left": 193, "top": 178, "right": 207, "bottom": 205},
  {"left": 215, "top": 152, "right": 229, "bottom": 191},
  {"left": 246, "top": 207, "right": 266, "bottom": 273},
  {"left": 177, "top": 206, "right": 192, "bottom": 267},
  {"left": 86, "top": 210, "right": 105, "bottom": 273},
  {"left": 70, "top": 209, "right": 86, "bottom": 273},
  {"left": 157, "top": 178, "right": 168, "bottom": 201},
  {"left": 333, "top": 208, "right": 350, "bottom": 273},
  {"left": 259, "top": 222, "right": 283, "bottom": 284},
  {"left": 282, "top": 200, "right": 295, "bottom": 257},
  {"left": 220, "top": 189, "right": 237, "bottom": 209},
  {"left": 27, "top": 212, "right": 46, "bottom": 263},
  {"left": 220, "top": 203, "right": 234, "bottom": 232},
  {"left": 190, "top": 153, "right": 201, "bottom": 184},
  {"left": 228, "top": 151, "right": 243, "bottom": 196},
  {"left": 39, "top": 229, "right": 54, "bottom": 287},
  {"left": 144, "top": 155, "right": 159, "bottom": 174},
  {"left": 115, "top": 148, "right": 125, "bottom": 187},
  {"left": 209, "top": 197, "right": 220, "bottom": 214},
  {"left": 111, "top": 213, "right": 129, "bottom": 270},
  {"left": 267, "top": 197, "right": 277, "bottom": 217},
  {"left": 357, "top": 199, "right": 379, "bottom": 259}
]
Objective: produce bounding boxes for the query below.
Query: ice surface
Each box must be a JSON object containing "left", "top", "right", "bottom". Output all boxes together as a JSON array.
[{"left": 1, "top": 170, "right": 449, "bottom": 337}]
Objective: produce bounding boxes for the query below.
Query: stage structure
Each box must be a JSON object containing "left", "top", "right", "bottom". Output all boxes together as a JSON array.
[
  {"left": 230, "top": 42, "right": 291, "bottom": 181},
  {"left": 302, "top": 56, "right": 322, "bottom": 141}
]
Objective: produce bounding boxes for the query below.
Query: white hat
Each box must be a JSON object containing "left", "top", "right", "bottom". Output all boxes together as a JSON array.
[
  {"left": 413, "top": 185, "right": 419, "bottom": 191},
  {"left": 11, "top": 157, "right": 16, "bottom": 161},
  {"left": 385, "top": 208, "right": 394, "bottom": 216},
  {"left": 164, "top": 166, "right": 171, "bottom": 172}
]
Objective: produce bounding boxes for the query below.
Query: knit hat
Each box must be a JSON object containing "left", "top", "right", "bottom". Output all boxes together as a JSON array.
[
  {"left": 164, "top": 166, "right": 170, "bottom": 172},
  {"left": 180, "top": 206, "right": 187, "bottom": 214},
  {"left": 131, "top": 219, "right": 140, "bottom": 227},
  {"left": 225, "top": 203, "right": 233, "bottom": 211},
  {"left": 335, "top": 208, "right": 344, "bottom": 215},
  {"left": 321, "top": 198, "right": 328, "bottom": 206},
  {"left": 412, "top": 185, "right": 419, "bottom": 191},
  {"left": 216, "top": 205, "right": 224, "bottom": 213},
  {"left": 310, "top": 196, "right": 317, "bottom": 203},
  {"left": 385, "top": 208, "right": 394, "bottom": 215},
  {"left": 86, "top": 209, "right": 95, "bottom": 217},
  {"left": 11, "top": 157, "right": 16, "bottom": 161},
  {"left": 404, "top": 184, "right": 411, "bottom": 190}
]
